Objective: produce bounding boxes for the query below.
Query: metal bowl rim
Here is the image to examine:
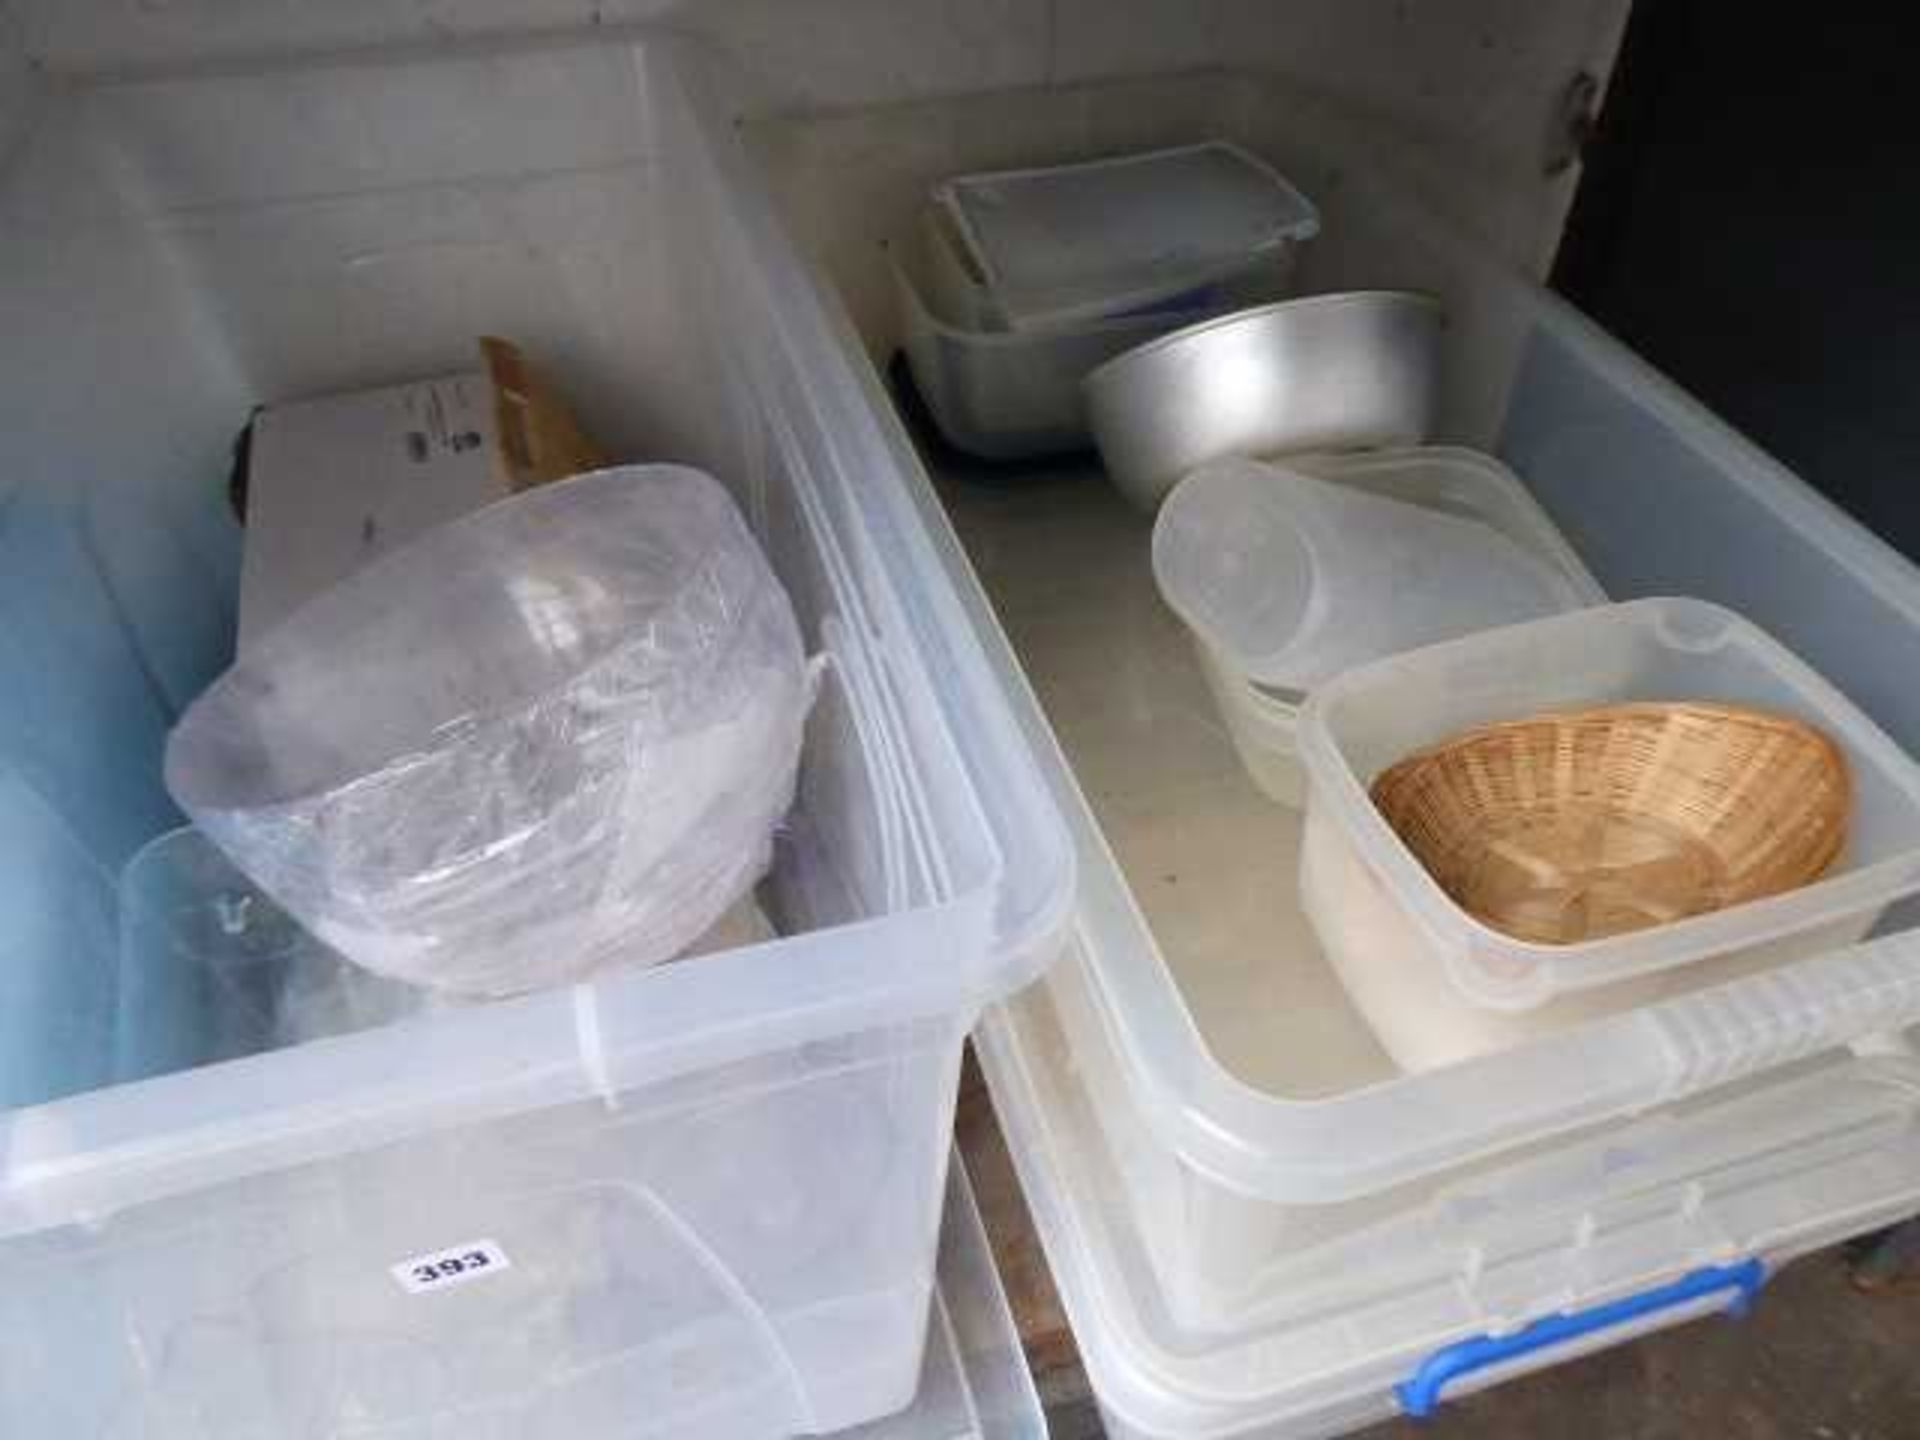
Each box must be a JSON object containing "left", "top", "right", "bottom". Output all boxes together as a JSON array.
[{"left": 1080, "top": 288, "right": 1443, "bottom": 394}]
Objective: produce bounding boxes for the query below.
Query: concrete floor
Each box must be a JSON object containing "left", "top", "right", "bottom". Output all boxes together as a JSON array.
[{"left": 954, "top": 1059, "right": 1920, "bottom": 1440}]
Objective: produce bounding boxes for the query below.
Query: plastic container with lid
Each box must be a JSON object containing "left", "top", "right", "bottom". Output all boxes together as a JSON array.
[
  {"left": 1176, "top": 446, "right": 1605, "bottom": 808},
  {"left": 894, "top": 210, "right": 1291, "bottom": 460},
  {"left": 1297, "top": 597, "right": 1920, "bottom": 1048},
  {"left": 167, "top": 465, "right": 815, "bottom": 999},
  {"left": 933, "top": 141, "right": 1319, "bottom": 332}
]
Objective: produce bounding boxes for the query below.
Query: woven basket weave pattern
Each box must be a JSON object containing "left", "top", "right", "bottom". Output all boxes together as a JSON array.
[{"left": 1370, "top": 703, "right": 1850, "bottom": 945}]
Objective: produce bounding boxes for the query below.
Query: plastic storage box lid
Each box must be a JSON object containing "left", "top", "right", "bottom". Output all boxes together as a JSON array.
[
  {"left": 933, "top": 141, "right": 1318, "bottom": 332},
  {"left": 1298, "top": 597, "right": 1920, "bottom": 1010}
]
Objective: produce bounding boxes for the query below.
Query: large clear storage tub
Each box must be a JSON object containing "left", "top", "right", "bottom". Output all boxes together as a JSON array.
[
  {"left": 745, "top": 65, "right": 1920, "bottom": 1412},
  {"left": 0, "top": 33, "right": 1073, "bottom": 1438}
]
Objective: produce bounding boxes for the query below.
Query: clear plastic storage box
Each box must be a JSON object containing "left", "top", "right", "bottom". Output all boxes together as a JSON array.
[
  {"left": 747, "top": 67, "right": 1920, "bottom": 1433},
  {"left": 0, "top": 34, "right": 1073, "bottom": 1438}
]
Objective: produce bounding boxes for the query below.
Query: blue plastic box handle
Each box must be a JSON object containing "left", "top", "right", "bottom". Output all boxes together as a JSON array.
[{"left": 1396, "top": 1258, "right": 1766, "bottom": 1419}]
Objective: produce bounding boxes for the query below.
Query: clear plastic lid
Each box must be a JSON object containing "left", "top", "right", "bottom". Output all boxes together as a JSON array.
[{"left": 935, "top": 141, "right": 1319, "bottom": 332}]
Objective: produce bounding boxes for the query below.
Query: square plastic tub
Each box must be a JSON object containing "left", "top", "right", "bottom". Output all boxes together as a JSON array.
[
  {"left": 0, "top": 33, "right": 1073, "bottom": 1439},
  {"left": 1189, "top": 446, "right": 1605, "bottom": 809},
  {"left": 1298, "top": 597, "right": 1920, "bottom": 1034},
  {"left": 895, "top": 207, "right": 1296, "bottom": 460},
  {"left": 933, "top": 141, "right": 1319, "bottom": 332}
]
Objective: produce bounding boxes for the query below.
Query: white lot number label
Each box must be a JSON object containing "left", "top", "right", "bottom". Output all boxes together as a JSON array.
[{"left": 391, "top": 1239, "right": 512, "bottom": 1295}]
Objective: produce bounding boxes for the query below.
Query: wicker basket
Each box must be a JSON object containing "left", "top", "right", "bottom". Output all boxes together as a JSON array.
[{"left": 1369, "top": 702, "right": 1850, "bottom": 946}]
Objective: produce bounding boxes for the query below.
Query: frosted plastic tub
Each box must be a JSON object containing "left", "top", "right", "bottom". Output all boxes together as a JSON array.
[
  {"left": 1193, "top": 643, "right": 1308, "bottom": 806},
  {"left": 1153, "top": 455, "right": 1596, "bottom": 690},
  {"left": 0, "top": 34, "right": 1073, "bottom": 1439},
  {"left": 924, "top": 437, "right": 1920, "bottom": 1330},
  {"left": 1298, "top": 597, "right": 1920, "bottom": 1031},
  {"left": 895, "top": 210, "right": 1294, "bottom": 460},
  {"left": 1188, "top": 446, "right": 1605, "bottom": 809},
  {"left": 976, "top": 935, "right": 1920, "bottom": 1440},
  {"left": 933, "top": 140, "right": 1319, "bottom": 332}
]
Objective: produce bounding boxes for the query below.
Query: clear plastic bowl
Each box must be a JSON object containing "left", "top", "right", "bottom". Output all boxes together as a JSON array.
[{"left": 166, "top": 465, "right": 813, "bottom": 997}]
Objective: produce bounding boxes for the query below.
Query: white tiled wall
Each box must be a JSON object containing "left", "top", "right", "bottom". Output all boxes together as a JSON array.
[{"left": 11, "top": 0, "right": 1631, "bottom": 270}]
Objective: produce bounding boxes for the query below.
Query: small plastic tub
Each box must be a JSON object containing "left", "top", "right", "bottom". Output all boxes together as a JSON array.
[
  {"left": 894, "top": 211, "right": 1292, "bottom": 461},
  {"left": 1192, "top": 643, "right": 1307, "bottom": 806},
  {"left": 1155, "top": 457, "right": 1594, "bottom": 691},
  {"left": 1178, "top": 447, "right": 1605, "bottom": 809},
  {"left": 1295, "top": 597, "right": 1920, "bottom": 1065}
]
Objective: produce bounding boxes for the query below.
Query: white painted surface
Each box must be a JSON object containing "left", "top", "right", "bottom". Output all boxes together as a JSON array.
[{"left": 12, "top": 0, "right": 1629, "bottom": 271}]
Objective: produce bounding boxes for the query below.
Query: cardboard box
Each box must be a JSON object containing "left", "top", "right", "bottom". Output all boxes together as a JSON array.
[{"left": 238, "top": 338, "right": 604, "bottom": 649}]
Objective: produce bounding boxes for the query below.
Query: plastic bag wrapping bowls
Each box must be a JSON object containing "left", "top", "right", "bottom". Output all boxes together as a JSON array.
[{"left": 166, "top": 465, "right": 812, "bottom": 998}]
